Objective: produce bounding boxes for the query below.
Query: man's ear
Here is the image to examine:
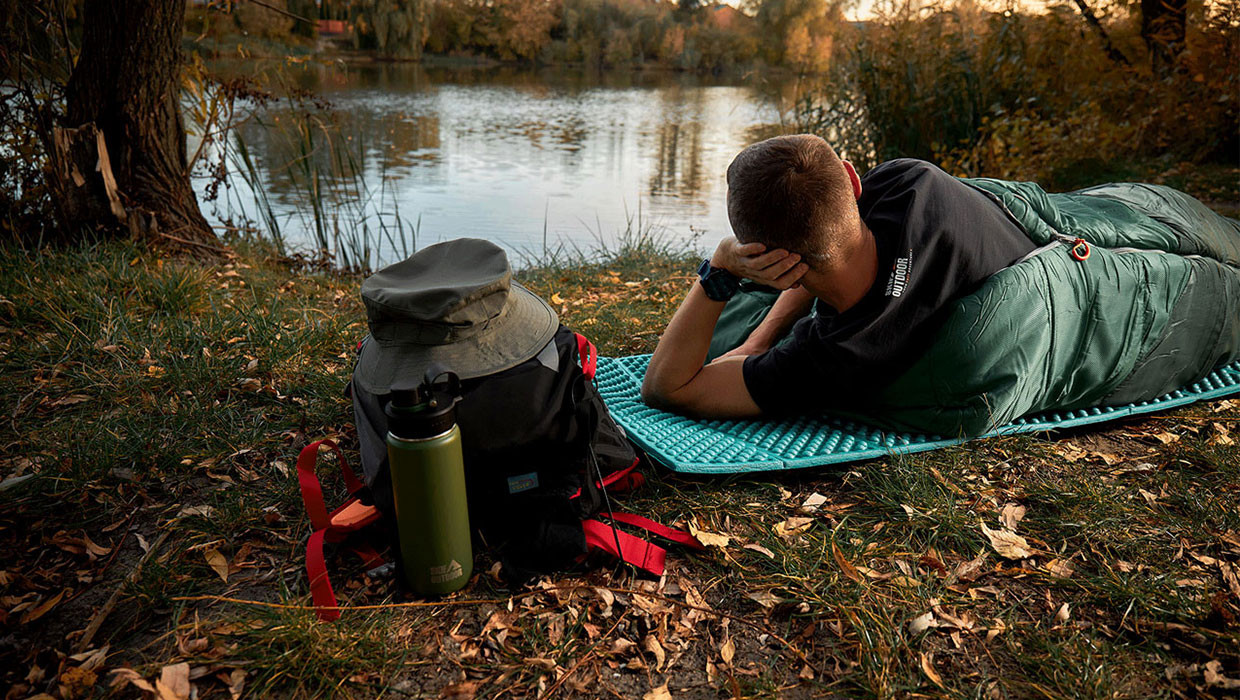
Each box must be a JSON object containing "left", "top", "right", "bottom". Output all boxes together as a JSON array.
[{"left": 843, "top": 160, "right": 862, "bottom": 200}]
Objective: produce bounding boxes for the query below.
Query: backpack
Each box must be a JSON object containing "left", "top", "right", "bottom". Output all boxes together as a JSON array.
[{"left": 295, "top": 326, "right": 702, "bottom": 621}]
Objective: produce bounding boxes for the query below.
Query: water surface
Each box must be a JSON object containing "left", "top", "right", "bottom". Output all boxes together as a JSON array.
[{"left": 195, "top": 62, "right": 792, "bottom": 266}]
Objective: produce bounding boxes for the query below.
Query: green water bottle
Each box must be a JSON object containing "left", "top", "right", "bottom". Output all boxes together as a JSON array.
[{"left": 385, "top": 368, "right": 473, "bottom": 595}]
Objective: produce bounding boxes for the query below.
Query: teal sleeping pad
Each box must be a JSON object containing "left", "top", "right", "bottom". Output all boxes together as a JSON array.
[{"left": 596, "top": 355, "right": 1240, "bottom": 474}]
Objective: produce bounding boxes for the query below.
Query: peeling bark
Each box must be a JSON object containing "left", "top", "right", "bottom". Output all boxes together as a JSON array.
[{"left": 62, "top": 0, "right": 217, "bottom": 251}]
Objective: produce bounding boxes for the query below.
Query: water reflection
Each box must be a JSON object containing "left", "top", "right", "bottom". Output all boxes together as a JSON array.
[{"left": 197, "top": 61, "right": 789, "bottom": 265}]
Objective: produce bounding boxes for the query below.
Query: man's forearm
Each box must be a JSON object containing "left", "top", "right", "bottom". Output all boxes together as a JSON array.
[
  {"left": 748, "top": 286, "right": 816, "bottom": 347},
  {"left": 641, "top": 281, "right": 724, "bottom": 405}
]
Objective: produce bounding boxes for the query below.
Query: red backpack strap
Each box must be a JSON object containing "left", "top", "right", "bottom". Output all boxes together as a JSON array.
[
  {"left": 582, "top": 519, "right": 667, "bottom": 577},
  {"left": 306, "top": 530, "right": 341, "bottom": 622},
  {"left": 297, "top": 440, "right": 365, "bottom": 531},
  {"left": 599, "top": 512, "right": 705, "bottom": 551},
  {"left": 574, "top": 332, "right": 597, "bottom": 380},
  {"left": 570, "top": 457, "right": 642, "bottom": 500}
]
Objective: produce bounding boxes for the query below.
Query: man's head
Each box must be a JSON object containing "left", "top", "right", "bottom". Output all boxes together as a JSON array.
[{"left": 725, "top": 134, "right": 861, "bottom": 265}]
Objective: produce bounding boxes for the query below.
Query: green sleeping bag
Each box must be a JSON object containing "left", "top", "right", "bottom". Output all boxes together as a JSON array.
[{"left": 845, "top": 179, "right": 1240, "bottom": 436}]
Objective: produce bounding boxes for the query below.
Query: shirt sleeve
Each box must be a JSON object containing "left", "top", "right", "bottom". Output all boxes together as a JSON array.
[{"left": 742, "top": 324, "right": 834, "bottom": 416}]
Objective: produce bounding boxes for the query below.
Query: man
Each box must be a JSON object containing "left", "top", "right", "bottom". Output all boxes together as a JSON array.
[{"left": 641, "top": 134, "right": 1038, "bottom": 419}]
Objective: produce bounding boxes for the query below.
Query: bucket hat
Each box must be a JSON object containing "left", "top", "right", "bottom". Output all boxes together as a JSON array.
[{"left": 353, "top": 238, "right": 558, "bottom": 394}]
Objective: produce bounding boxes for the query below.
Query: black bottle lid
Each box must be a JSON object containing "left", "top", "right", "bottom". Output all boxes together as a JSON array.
[{"left": 386, "top": 366, "right": 461, "bottom": 440}]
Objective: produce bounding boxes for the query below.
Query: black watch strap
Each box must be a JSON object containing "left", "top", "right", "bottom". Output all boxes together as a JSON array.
[{"left": 697, "top": 258, "right": 741, "bottom": 302}]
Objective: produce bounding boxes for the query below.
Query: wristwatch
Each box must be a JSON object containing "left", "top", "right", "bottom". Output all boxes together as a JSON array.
[{"left": 697, "top": 258, "right": 741, "bottom": 302}]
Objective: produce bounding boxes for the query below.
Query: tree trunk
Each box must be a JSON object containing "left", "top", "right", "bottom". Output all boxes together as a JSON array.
[
  {"left": 61, "top": 0, "right": 217, "bottom": 251},
  {"left": 1141, "top": 0, "right": 1186, "bottom": 74}
]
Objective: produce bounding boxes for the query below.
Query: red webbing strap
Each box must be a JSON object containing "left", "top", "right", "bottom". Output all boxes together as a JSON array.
[
  {"left": 348, "top": 541, "right": 386, "bottom": 570},
  {"left": 297, "top": 439, "right": 365, "bottom": 531},
  {"left": 306, "top": 529, "right": 341, "bottom": 622},
  {"left": 582, "top": 519, "right": 667, "bottom": 577},
  {"left": 600, "top": 512, "right": 705, "bottom": 550},
  {"left": 574, "top": 332, "right": 597, "bottom": 380},
  {"left": 569, "top": 457, "right": 641, "bottom": 500}
]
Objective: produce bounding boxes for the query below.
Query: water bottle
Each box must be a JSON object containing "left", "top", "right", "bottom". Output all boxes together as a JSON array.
[{"left": 385, "top": 368, "right": 473, "bottom": 595}]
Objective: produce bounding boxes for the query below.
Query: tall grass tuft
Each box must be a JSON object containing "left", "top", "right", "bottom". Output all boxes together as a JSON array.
[{"left": 185, "top": 64, "right": 419, "bottom": 274}]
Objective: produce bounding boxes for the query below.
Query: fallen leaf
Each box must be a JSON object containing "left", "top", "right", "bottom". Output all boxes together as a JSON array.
[
  {"left": 1000, "top": 503, "right": 1027, "bottom": 531},
  {"left": 550, "top": 293, "right": 565, "bottom": 305},
  {"left": 1044, "top": 558, "right": 1075, "bottom": 578},
  {"left": 774, "top": 516, "right": 814, "bottom": 538},
  {"left": 832, "top": 542, "right": 863, "bottom": 584},
  {"left": 440, "top": 680, "right": 480, "bottom": 700},
  {"left": 909, "top": 611, "right": 938, "bottom": 635},
  {"left": 687, "top": 521, "right": 730, "bottom": 548},
  {"left": 1205, "top": 660, "right": 1240, "bottom": 690},
  {"left": 21, "top": 590, "right": 65, "bottom": 624},
  {"left": 69, "top": 646, "right": 109, "bottom": 672},
  {"left": 747, "top": 590, "right": 781, "bottom": 609},
  {"left": 799, "top": 492, "right": 828, "bottom": 513},
  {"left": 237, "top": 378, "right": 261, "bottom": 392},
  {"left": 980, "top": 522, "right": 1033, "bottom": 560},
  {"left": 947, "top": 551, "right": 988, "bottom": 583},
  {"left": 920, "top": 652, "right": 945, "bottom": 689},
  {"left": 157, "top": 663, "right": 190, "bottom": 700},
  {"left": 720, "top": 636, "right": 735, "bottom": 666},
  {"left": 524, "top": 657, "right": 556, "bottom": 671},
  {"left": 225, "top": 669, "right": 246, "bottom": 700},
  {"left": 1138, "top": 488, "right": 1159, "bottom": 507},
  {"left": 108, "top": 668, "right": 154, "bottom": 693},
  {"left": 643, "top": 683, "right": 673, "bottom": 700},
  {"left": 178, "top": 505, "right": 216, "bottom": 518},
  {"left": 643, "top": 635, "right": 666, "bottom": 671},
  {"left": 204, "top": 549, "right": 229, "bottom": 583},
  {"left": 742, "top": 543, "right": 774, "bottom": 559},
  {"left": 1054, "top": 603, "right": 1071, "bottom": 624},
  {"left": 1218, "top": 561, "right": 1240, "bottom": 599}
]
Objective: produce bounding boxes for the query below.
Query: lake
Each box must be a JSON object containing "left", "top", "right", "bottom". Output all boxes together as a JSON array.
[{"left": 192, "top": 62, "right": 795, "bottom": 267}]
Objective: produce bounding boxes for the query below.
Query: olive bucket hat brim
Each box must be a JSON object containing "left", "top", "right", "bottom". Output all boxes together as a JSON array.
[{"left": 353, "top": 239, "right": 558, "bottom": 395}]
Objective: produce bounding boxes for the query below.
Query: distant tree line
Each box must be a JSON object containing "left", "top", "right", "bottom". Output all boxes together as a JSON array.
[{"left": 336, "top": 0, "right": 844, "bottom": 71}]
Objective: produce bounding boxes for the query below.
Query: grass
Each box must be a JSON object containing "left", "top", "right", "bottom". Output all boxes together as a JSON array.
[{"left": 1, "top": 233, "right": 1238, "bottom": 699}]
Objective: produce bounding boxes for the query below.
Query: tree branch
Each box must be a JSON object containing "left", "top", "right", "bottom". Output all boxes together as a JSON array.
[{"left": 1071, "top": 0, "right": 1131, "bottom": 66}]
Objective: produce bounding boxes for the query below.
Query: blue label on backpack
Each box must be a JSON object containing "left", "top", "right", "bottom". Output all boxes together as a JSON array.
[{"left": 507, "top": 472, "right": 540, "bottom": 494}]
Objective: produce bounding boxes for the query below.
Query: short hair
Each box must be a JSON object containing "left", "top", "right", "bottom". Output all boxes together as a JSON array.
[{"left": 725, "top": 135, "right": 858, "bottom": 263}]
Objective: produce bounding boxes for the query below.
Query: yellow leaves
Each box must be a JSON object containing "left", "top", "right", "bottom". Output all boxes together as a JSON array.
[
  {"left": 979, "top": 522, "right": 1033, "bottom": 560},
  {"left": 203, "top": 549, "right": 229, "bottom": 583},
  {"left": 642, "top": 635, "right": 666, "bottom": 671},
  {"left": 643, "top": 683, "right": 673, "bottom": 700},
  {"left": 20, "top": 589, "right": 66, "bottom": 625},
  {"left": 1053, "top": 602, "right": 1071, "bottom": 625},
  {"left": 686, "top": 520, "right": 730, "bottom": 548},
  {"left": 549, "top": 292, "right": 564, "bottom": 305},
  {"left": 909, "top": 611, "right": 937, "bottom": 635},
  {"left": 919, "top": 652, "right": 945, "bottom": 689},
  {"left": 773, "top": 516, "right": 814, "bottom": 538},
  {"left": 999, "top": 503, "right": 1026, "bottom": 530},
  {"left": 832, "top": 542, "right": 863, "bottom": 584},
  {"left": 1044, "top": 558, "right": 1075, "bottom": 579},
  {"left": 156, "top": 662, "right": 191, "bottom": 700}
]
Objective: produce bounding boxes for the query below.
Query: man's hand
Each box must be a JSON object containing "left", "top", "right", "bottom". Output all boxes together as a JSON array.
[{"left": 712, "top": 237, "right": 809, "bottom": 290}]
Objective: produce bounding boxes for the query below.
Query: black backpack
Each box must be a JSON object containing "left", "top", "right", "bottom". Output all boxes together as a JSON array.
[{"left": 295, "top": 326, "right": 702, "bottom": 620}]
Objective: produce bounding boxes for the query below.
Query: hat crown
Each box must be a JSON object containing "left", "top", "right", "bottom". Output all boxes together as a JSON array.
[{"left": 362, "top": 239, "right": 512, "bottom": 342}]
